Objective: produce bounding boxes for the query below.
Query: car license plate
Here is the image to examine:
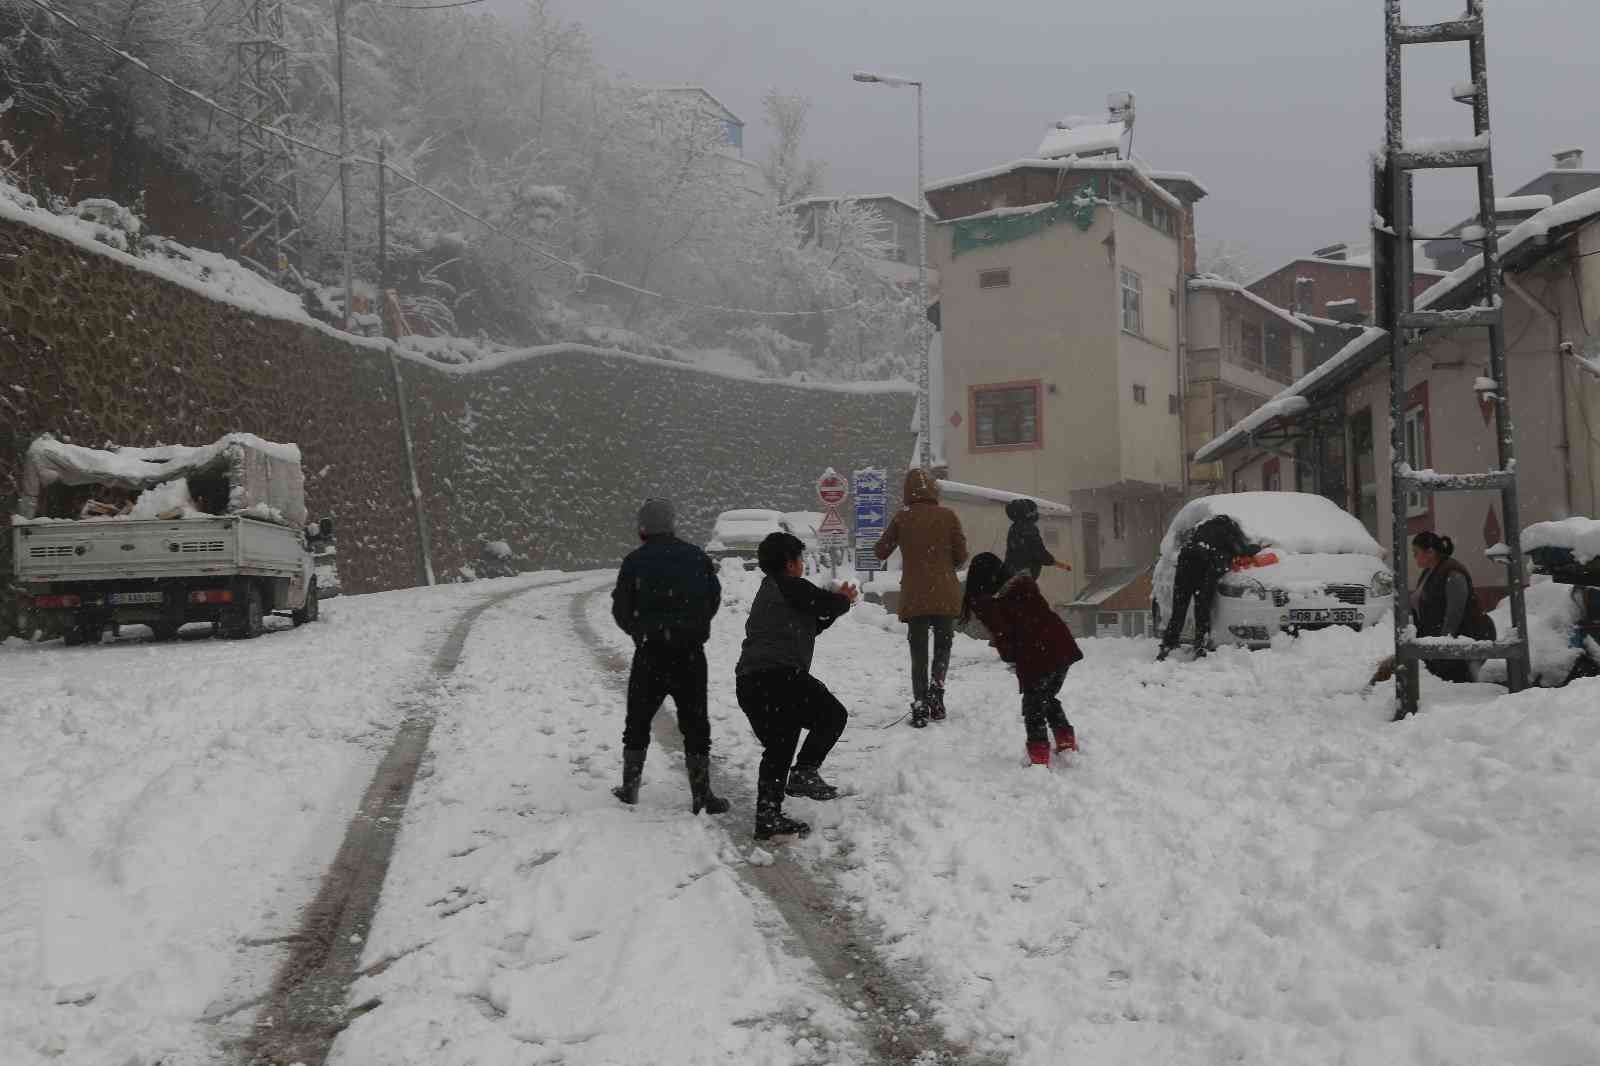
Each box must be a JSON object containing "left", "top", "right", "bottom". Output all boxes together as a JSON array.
[
  {"left": 110, "top": 591, "right": 164, "bottom": 605},
  {"left": 1288, "top": 608, "right": 1359, "bottom": 624}
]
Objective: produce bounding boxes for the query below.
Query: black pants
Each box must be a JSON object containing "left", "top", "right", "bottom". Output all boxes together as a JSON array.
[
  {"left": 1021, "top": 666, "right": 1072, "bottom": 745},
  {"left": 906, "top": 615, "right": 955, "bottom": 703},
  {"left": 624, "top": 643, "right": 710, "bottom": 755},
  {"left": 1162, "top": 548, "right": 1218, "bottom": 649},
  {"left": 736, "top": 668, "right": 849, "bottom": 805}
]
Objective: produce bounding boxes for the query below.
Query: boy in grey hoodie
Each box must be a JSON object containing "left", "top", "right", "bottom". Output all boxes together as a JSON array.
[{"left": 735, "top": 532, "right": 858, "bottom": 840}]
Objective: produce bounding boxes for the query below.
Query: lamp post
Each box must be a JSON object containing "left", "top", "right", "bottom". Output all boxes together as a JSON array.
[{"left": 853, "top": 70, "right": 930, "bottom": 470}]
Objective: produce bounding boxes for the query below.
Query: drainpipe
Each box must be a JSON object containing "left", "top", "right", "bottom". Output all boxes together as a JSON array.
[
  {"left": 1176, "top": 266, "right": 1189, "bottom": 499},
  {"left": 1503, "top": 274, "right": 1574, "bottom": 516}
]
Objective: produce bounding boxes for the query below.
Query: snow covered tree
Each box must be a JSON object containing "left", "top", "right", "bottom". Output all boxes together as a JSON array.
[
  {"left": 1197, "top": 237, "right": 1258, "bottom": 284},
  {"left": 758, "top": 89, "right": 824, "bottom": 207}
]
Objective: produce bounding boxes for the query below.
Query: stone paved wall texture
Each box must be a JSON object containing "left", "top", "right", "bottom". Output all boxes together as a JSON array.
[{"left": 0, "top": 215, "right": 914, "bottom": 634}]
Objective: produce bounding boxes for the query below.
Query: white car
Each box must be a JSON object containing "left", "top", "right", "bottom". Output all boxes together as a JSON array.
[
  {"left": 705, "top": 508, "right": 787, "bottom": 569},
  {"left": 1152, "top": 492, "right": 1394, "bottom": 648}
]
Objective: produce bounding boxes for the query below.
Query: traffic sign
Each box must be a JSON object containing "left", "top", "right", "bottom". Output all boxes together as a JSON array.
[
  {"left": 852, "top": 466, "right": 888, "bottom": 573},
  {"left": 817, "top": 506, "right": 848, "bottom": 547},
  {"left": 816, "top": 467, "right": 848, "bottom": 507}
]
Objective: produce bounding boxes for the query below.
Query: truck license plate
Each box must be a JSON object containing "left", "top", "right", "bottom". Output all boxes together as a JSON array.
[
  {"left": 1288, "top": 608, "right": 1359, "bottom": 625},
  {"left": 110, "top": 591, "right": 164, "bottom": 605}
]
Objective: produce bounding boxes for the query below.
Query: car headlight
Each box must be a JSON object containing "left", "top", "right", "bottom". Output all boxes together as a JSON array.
[
  {"left": 1219, "top": 578, "right": 1267, "bottom": 601},
  {"left": 1370, "top": 571, "right": 1395, "bottom": 598}
]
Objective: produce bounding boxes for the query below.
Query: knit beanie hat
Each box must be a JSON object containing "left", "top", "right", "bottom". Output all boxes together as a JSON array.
[{"left": 638, "top": 498, "right": 675, "bottom": 536}]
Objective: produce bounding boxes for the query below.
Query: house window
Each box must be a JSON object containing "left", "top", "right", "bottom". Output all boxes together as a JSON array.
[
  {"left": 1263, "top": 457, "right": 1282, "bottom": 492},
  {"left": 1112, "top": 500, "right": 1126, "bottom": 540},
  {"left": 971, "top": 382, "right": 1042, "bottom": 449},
  {"left": 978, "top": 268, "right": 1011, "bottom": 289},
  {"left": 1232, "top": 468, "right": 1250, "bottom": 493},
  {"left": 1265, "top": 321, "right": 1291, "bottom": 381},
  {"left": 1403, "top": 404, "right": 1429, "bottom": 517},
  {"left": 1169, "top": 393, "right": 1180, "bottom": 415},
  {"left": 1120, "top": 268, "right": 1143, "bottom": 334},
  {"left": 1132, "top": 384, "right": 1148, "bottom": 405},
  {"left": 1240, "top": 320, "right": 1263, "bottom": 367},
  {"left": 1082, "top": 513, "right": 1101, "bottom": 576},
  {"left": 1153, "top": 204, "right": 1171, "bottom": 235}
]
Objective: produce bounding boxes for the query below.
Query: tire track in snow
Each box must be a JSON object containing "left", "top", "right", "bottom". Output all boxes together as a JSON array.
[
  {"left": 243, "top": 576, "right": 582, "bottom": 1066},
  {"left": 570, "top": 585, "right": 1004, "bottom": 1066}
]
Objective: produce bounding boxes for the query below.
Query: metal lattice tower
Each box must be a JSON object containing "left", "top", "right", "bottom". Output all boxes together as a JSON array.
[
  {"left": 232, "top": 0, "right": 300, "bottom": 277},
  {"left": 1374, "top": 0, "right": 1531, "bottom": 719}
]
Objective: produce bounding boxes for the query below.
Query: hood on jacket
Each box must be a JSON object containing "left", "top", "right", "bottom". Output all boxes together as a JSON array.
[
  {"left": 1005, "top": 498, "right": 1039, "bottom": 524},
  {"left": 904, "top": 467, "right": 940, "bottom": 505}
]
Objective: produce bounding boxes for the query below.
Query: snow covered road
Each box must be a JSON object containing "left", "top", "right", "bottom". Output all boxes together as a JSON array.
[{"left": 4, "top": 570, "right": 1599, "bottom": 1066}]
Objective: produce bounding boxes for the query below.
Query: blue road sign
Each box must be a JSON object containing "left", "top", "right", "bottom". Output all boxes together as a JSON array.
[{"left": 852, "top": 467, "right": 887, "bottom": 573}]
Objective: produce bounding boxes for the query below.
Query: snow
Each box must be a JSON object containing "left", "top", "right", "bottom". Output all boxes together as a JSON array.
[
  {"left": 4, "top": 576, "right": 1600, "bottom": 1065},
  {"left": 124, "top": 478, "right": 203, "bottom": 521},
  {"left": 925, "top": 158, "right": 1186, "bottom": 212},
  {"left": 1482, "top": 577, "right": 1587, "bottom": 686},
  {"left": 1186, "top": 276, "right": 1316, "bottom": 333},
  {"left": 1401, "top": 133, "right": 1489, "bottom": 156},
  {"left": 1158, "top": 491, "right": 1385, "bottom": 558},
  {"left": 1523, "top": 516, "right": 1600, "bottom": 563},
  {"left": 1497, "top": 194, "right": 1554, "bottom": 214},
  {"left": 936, "top": 480, "right": 1071, "bottom": 516},
  {"left": 1037, "top": 121, "right": 1126, "bottom": 160}
]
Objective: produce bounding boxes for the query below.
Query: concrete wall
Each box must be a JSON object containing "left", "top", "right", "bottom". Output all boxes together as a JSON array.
[{"left": 0, "top": 214, "right": 915, "bottom": 635}]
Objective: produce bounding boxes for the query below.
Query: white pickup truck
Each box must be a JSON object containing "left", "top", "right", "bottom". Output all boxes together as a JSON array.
[{"left": 12, "top": 434, "right": 330, "bottom": 644}]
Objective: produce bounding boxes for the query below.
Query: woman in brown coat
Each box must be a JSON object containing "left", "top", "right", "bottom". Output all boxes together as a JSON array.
[{"left": 875, "top": 468, "right": 969, "bottom": 727}]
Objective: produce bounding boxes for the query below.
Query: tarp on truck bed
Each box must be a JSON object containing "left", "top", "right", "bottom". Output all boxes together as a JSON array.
[{"left": 16, "top": 434, "right": 307, "bottom": 528}]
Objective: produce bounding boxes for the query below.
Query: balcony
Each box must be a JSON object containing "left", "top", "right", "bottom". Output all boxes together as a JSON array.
[{"left": 1186, "top": 349, "right": 1291, "bottom": 397}]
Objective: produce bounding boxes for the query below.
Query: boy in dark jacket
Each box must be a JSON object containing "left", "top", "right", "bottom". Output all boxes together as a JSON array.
[
  {"left": 1157, "top": 513, "right": 1261, "bottom": 661},
  {"left": 736, "top": 532, "right": 858, "bottom": 840},
  {"left": 1004, "top": 498, "right": 1073, "bottom": 580},
  {"left": 611, "top": 498, "right": 727, "bottom": 814}
]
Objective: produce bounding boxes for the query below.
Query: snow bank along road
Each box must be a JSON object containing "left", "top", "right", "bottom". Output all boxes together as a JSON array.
[{"left": 4, "top": 569, "right": 1599, "bottom": 1065}]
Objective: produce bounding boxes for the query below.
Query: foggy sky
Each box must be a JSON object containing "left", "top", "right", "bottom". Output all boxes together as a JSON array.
[{"left": 507, "top": 0, "right": 1598, "bottom": 276}]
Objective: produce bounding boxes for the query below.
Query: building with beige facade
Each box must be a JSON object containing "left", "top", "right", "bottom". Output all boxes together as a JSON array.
[{"left": 920, "top": 127, "right": 1206, "bottom": 617}]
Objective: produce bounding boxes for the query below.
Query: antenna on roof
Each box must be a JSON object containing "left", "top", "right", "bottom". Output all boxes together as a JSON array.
[{"left": 1107, "top": 91, "right": 1136, "bottom": 159}]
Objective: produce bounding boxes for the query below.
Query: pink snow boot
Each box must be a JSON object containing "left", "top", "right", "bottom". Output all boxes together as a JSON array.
[
  {"left": 1026, "top": 741, "right": 1051, "bottom": 766},
  {"left": 1053, "top": 725, "right": 1078, "bottom": 754}
]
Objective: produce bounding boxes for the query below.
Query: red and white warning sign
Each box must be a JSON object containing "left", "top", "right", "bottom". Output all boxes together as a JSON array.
[
  {"left": 816, "top": 467, "right": 848, "bottom": 507},
  {"left": 817, "top": 506, "right": 848, "bottom": 546}
]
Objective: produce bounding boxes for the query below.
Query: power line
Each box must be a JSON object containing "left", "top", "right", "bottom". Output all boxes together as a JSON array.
[
  {"left": 18, "top": 0, "right": 867, "bottom": 320},
  {"left": 370, "top": 0, "right": 489, "bottom": 8}
]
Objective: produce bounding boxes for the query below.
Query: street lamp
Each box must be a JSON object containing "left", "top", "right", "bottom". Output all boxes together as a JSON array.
[{"left": 853, "top": 70, "right": 931, "bottom": 471}]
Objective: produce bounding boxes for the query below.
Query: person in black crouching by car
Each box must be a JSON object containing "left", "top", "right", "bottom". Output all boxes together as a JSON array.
[
  {"left": 1410, "top": 530, "right": 1495, "bottom": 683},
  {"left": 736, "top": 532, "right": 858, "bottom": 841},
  {"left": 1157, "top": 513, "right": 1261, "bottom": 661},
  {"left": 611, "top": 498, "right": 728, "bottom": 815}
]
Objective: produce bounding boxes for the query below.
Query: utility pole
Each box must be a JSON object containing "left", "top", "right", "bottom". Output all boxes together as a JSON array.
[
  {"left": 377, "top": 136, "right": 389, "bottom": 338},
  {"left": 335, "top": 0, "right": 353, "bottom": 332}
]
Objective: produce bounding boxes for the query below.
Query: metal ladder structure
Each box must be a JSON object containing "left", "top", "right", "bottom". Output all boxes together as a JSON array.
[
  {"left": 231, "top": 0, "right": 301, "bottom": 278},
  {"left": 1374, "top": 0, "right": 1530, "bottom": 719}
]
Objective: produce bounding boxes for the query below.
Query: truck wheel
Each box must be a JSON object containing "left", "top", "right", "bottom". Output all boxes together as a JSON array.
[
  {"left": 292, "top": 580, "right": 320, "bottom": 626},
  {"left": 223, "top": 583, "right": 265, "bottom": 639},
  {"left": 63, "top": 619, "right": 88, "bottom": 647},
  {"left": 150, "top": 622, "right": 179, "bottom": 642}
]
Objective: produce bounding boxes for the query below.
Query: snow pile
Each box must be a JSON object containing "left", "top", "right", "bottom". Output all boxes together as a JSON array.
[
  {"left": 123, "top": 477, "right": 203, "bottom": 520},
  {"left": 937, "top": 480, "right": 1071, "bottom": 517},
  {"left": 1482, "top": 577, "right": 1586, "bottom": 686},
  {"left": 1158, "top": 491, "right": 1384, "bottom": 558},
  {"left": 1523, "top": 517, "right": 1600, "bottom": 563}
]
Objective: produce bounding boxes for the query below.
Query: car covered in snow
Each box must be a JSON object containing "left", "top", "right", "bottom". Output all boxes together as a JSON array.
[
  {"left": 1152, "top": 491, "right": 1394, "bottom": 648},
  {"left": 704, "top": 508, "right": 787, "bottom": 569}
]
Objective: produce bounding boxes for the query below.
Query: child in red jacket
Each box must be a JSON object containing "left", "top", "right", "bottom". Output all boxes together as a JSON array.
[{"left": 961, "top": 552, "right": 1084, "bottom": 766}]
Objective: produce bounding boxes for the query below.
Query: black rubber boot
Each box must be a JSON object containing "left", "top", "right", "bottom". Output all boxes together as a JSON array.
[
  {"left": 754, "top": 776, "right": 810, "bottom": 840},
  {"left": 612, "top": 748, "right": 647, "bottom": 805},
  {"left": 785, "top": 765, "right": 840, "bottom": 801},
  {"left": 685, "top": 752, "right": 730, "bottom": 815},
  {"left": 1155, "top": 644, "right": 1174, "bottom": 662},
  {"left": 909, "top": 700, "right": 929, "bottom": 728},
  {"left": 928, "top": 685, "right": 947, "bottom": 721}
]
